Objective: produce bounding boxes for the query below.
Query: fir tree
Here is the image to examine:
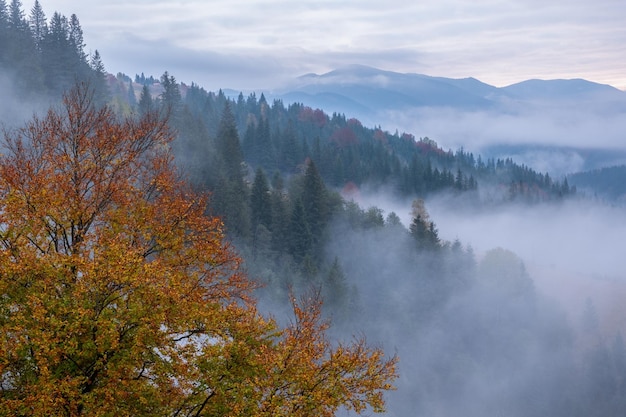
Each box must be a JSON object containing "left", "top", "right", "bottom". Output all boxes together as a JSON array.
[
  {"left": 250, "top": 168, "right": 272, "bottom": 232},
  {"left": 216, "top": 102, "right": 245, "bottom": 181},
  {"left": 127, "top": 80, "right": 137, "bottom": 107},
  {"left": 159, "top": 71, "right": 182, "bottom": 118},
  {"left": 68, "top": 13, "right": 86, "bottom": 62},
  {"left": 138, "top": 84, "right": 153, "bottom": 115},
  {"left": 301, "top": 160, "right": 328, "bottom": 247},
  {"left": 89, "top": 49, "right": 109, "bottom": 106},
  {"left": 28, "top": 0, "right": 47, "bottom": 51},
  {"left": 288, "top": 199, "right": 312, "bottom": 263}
]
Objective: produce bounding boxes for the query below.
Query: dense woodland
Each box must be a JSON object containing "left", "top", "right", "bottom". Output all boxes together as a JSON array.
[
  {"left": 0, "top": 0, "right": 108, "bottom": 101},
  {"left": 569, "top": 164, "right": 626, "bottom": 202},
  {"left": 1, "top": 3, "right": 625, "bottom": 417}
]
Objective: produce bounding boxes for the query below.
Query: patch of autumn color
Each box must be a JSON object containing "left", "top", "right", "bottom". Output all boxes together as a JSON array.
[
  {"left": 330, "top": 127, "right": 359, "bottom": 147},
  {"left": 0, "top": 84, "right": 397, "bottom": 416}
]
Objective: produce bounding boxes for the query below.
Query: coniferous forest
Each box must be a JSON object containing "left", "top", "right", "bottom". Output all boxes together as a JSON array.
[{"left": 1, "top": 3, "right": 624, "bottom": 417}]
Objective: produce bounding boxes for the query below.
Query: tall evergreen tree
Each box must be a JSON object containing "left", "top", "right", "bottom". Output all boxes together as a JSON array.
[
  {"left": 213, "top": 102, "right": 250, "bottom": 238},
  {"left": 5, "top": 0, "right": 42, "bottom": 92},
  {"left": 68, "top": 13, "right": 86, "bottom": 62},
  {"left": 270, "top": 174, "right": 290, "bottom": 253},
  {"left": 301, "top": 160, "right": 328, "bottom": 247},
  {"left": 0, "top": 2, "right": 8, "bottom": 63},
  {"left": 8, "top": 0, "right": 27, "bottom": 32},
  {"left": 89, "top": 49, "right": 109, "bottom": 106},
  {"left": 288, "top": 199, "right": 312, "bottom": 263},
  {"left": 324, "top": 257, "right": 348, "bottom": 309},
  {"left": 256, "top": 116, "right": 273, "bottom": 168},
  {"left": 0, "top": 0, "right": 8, "bottom": 25},
  {"left": 216, "top": 102, "right": 245, "bottom": 181},
  {"left": 409, "top": 199, "right": 440, "bottom": 251},
  {"left": 127, "top": 80, "right": 137, "bottom": 107},
  {"left": 138, "top": 84, "right": 153, "bottom": 115},
  {"left": 159, "top": 71, "right": 182, "bottom": 117},
  {"left": 250, "top": 168, "right": 272, "bottom": 232},
  {"left": 28, "top": 0, "right": 47, "bottom": 51},
  {"left": 42, "top": 11, "right": 72, "bottom": 92}
]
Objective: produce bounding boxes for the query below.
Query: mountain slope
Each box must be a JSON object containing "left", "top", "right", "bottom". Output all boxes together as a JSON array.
[{"left": 276, "top": 65, "right": 626, "bottom": 116}]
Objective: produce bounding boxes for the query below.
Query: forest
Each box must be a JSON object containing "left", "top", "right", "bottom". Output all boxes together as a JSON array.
[{"left": 1, "top": 2, "right": 624, "bottom": 417}]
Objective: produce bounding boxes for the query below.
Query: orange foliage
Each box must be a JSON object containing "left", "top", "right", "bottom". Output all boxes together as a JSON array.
[{"left": 0, "top": 84, "right": 396, "bottom": 416}]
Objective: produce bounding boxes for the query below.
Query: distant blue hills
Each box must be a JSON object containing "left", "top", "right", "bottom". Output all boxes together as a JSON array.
[
  {"left": 265, "top": 65, "right": 626, "bottom": 193},
  {"left": 272, "top": 64, "right": 626, "bottom": 118}
]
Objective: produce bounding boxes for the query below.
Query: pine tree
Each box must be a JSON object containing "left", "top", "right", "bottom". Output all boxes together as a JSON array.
[
  {"left": 89, "top": 49, "right": 109, "bottom": 106},
  {"left": 288, "top": 199, "right": 313, "bottom": 263},
  {"left": 409, "top": 199, "right": 440, "bottom": 251},
  {"left": 0, "top": 0, "right": 7, "bottom": 25},
  {"left": 270, "top": 174, "right": 290, "bottom": 253},
  {"left": 138, "top": 84, "right": 153, "bottom": 115},
  {"left": 302, "top": 160, "right": 328, "bottom": 247},
  {"left": 68, "top": 13, "right": 86, "bottom": 63},
  {"left": 5, "top": 0, "right": 42, "bottom": 92},
  {"left": 250, "top": 167, "right": 272, "bottom": 231},
  {"left": 213, "top": 102, "right": 250, "bottom": 238},
  {"left": 216, "top": 102, "right": 245, "bottom": 181},
  {"left": 0, "top": 3, "right": 7, "bottom": 64},
  {"left": 28, "top": 0, "right": 47, "bottom": 51},
  {"left": 8, "top": 0, "right": 27, "bottom": 32},
  {"left": 127, "top": 80, "right": 137, "bottom": 107},
  {"left": 159, "top": 71, "right": 182, "bottom": 118},
  {"left": 42, "top": 11, "right": 72, "bottom": 92},
  {"left": 324, "top": 257, "right": 348, "bottom": 309}
]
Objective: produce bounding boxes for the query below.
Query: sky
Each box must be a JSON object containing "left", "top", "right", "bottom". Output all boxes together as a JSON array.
[{"left": 36, "top": 0, "right": 626, "bottom": 92}]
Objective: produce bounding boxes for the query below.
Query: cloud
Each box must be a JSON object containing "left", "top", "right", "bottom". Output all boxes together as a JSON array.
[
  {"left": 41, "top": 0, "right": 626, "bottom": 90},
  {"left": 320, "top": 188, "right": 626, "bottom": 416},
  {"left": 378, "top": 102, "right": 626, "bottom": 174}
]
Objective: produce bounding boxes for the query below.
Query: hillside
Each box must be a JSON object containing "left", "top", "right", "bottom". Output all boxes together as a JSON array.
[
  {"left": 569, "top": 164, "right": 626, "bottom": 202},
  {"left": 274, "top": 64, "right": 626, "bottom": 117},
  {"left": 2, "top": 4, "right": 626, "bottom": 416}
]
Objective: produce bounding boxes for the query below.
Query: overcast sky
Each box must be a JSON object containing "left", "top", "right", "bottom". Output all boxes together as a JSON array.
[{"left": 37, "top": 0, "right": 626, "bottom": 92}]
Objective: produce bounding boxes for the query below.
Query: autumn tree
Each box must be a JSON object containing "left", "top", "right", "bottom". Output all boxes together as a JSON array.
[{"left": 0, "top": 83, "right": 397, "bottom": 416}]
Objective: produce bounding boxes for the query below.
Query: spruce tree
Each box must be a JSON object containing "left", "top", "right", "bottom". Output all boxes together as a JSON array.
[
  {"left": 250, "top": 167, "right": 272, "bottom": 232},
  {"left": 89, "top": 50, "right": 109, "bottom": 106},
  {"left": 8, "top": 0, "right": 27, "bottom": 32},
  {"left": 0, "top": 3, "right": 7, "bottom": 64},
  {"left": 214, "top": 102, "right": 250, "bottom": 238},
  {"left": 5, "top": 0, "right": 42, "bottom": 93},
  {"left": 138, "top": 84, "right": 153, "bottom": 115},
  {"left": 43, "top": 12, "right": 72, "bottom": 92},
  {"left": 216, "top": 102, "right": 245, "bottom": 181},
  {"left": 288, "top": 199, "right": 312, "bottom": 263},
  {"left": 28, "top": 0, "right": 47, "bottom": 51},
  {"left": 159, "top": 71, "right": 182, "bottom": 119},
  {"left": 68, "top": 13, "right": 86, "bottom": 63},
  {"left": 127, "top": 80, "right": 137, "bottom": 107},
  {"left": 302, "top": 160, "right": 328, "bottom": 247}
]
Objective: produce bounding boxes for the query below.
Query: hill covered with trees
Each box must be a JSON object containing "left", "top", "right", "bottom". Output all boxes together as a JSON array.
[
  {"left": 0, "top": 0, "right": 108, "bottom": 103},
  {"left": 5, "top": 4, "right": 626, "bottom": 417}
]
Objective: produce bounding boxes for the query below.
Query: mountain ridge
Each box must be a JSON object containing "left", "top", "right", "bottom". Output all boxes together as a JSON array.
[{"left": 275, "top": 65, "right": 626, "bottom": 115}]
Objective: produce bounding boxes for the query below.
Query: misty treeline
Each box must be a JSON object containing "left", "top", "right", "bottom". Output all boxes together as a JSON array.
[
  {"left": 569, "top": 164, "right": 626, "bottom": 203},
  {"left": 0, "top": 0, "right": 108, "bottom": 101},
  {"left": 122, "top": 75, "right": 617, "bottom": 417},
  {"left": 3, "top": 4, "right": 623, "bottom": 415}
]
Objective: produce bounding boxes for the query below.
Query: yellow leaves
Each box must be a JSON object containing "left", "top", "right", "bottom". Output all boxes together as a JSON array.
[{"left": 0, "top": 83, "right": 397, "bottom": 416}]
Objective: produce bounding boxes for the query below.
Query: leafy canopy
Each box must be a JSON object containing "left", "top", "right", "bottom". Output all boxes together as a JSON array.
[{"left": 0, "top": 84, "right": 397, "bottom": 416}]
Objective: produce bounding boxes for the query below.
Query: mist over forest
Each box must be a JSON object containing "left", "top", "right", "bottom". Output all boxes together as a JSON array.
[{"left": 1, "top": 2, "right": 626, "bottom": 416}]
